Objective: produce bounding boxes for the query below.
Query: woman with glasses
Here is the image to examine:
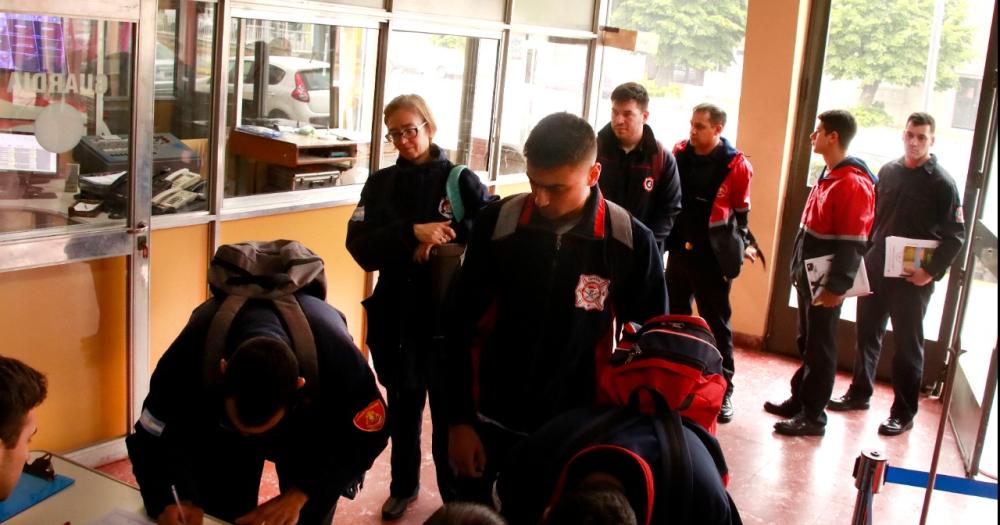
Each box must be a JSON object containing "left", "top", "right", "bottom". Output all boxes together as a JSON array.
[{"left": 346, "top": 94, "right": 496, "bottom": 521}]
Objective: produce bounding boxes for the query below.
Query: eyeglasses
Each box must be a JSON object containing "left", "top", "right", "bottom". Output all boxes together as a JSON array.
[{"left": 385, "top": 121, "right": 427, "bottom": 143}]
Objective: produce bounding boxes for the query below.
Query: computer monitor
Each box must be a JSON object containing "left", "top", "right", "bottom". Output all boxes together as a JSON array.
[{"left": 0, "top": 133, "right": 58, "bottom": 174}]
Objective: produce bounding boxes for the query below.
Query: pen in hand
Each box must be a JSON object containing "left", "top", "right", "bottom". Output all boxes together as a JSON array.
[{"left": 171, "top": 484, "right": 187, "bottom": 525}]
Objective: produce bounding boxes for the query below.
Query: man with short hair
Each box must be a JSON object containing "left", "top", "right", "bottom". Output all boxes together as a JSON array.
[
  {"left": 597, "top": 82, "right": 682, "bottom": 251},
  {"left": 127, "top": 289, "right": 389, "bottom": 524},
  {"left": 666, "top": 103, "right": 754, "bottom": 424},
  {"left": 446, "top": 112, "right": 668, "bottom": 504},
  {"left": 828, "top": 112, "right": 965, "bottom": 436},
  {"left": 766, "top": 109, "right": 876, "bottom": 437},
  {"left": 0, "top": 355, "right": 47, "bottom": 502}
]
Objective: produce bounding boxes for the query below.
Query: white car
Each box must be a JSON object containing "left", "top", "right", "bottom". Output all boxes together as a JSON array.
[{"left": 198, "top": 55, "right": 331, "bottom": 126}]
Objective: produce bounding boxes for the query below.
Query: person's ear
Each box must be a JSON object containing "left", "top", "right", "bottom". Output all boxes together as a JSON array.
[
  {"left": 220, "top": 359, "right": 227, "bottom": 374},
  {"left": 588, "top": 162, "right": 602, "bottom": 186},
  {"left": 641, "top": 110, "right": 649, "bottom": 123},
  {"left": 296, "top": 377, "right": 306, "bottom": 389}
]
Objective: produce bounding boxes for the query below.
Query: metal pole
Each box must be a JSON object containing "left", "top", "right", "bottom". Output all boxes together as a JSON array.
[
  {"left": 921, "top": 0, "right": 946, "bottom": 110},
  {"left": 919, "top": 344, "right": 965, "bottom": 524},
  {"left": 852, "top": 449, "right": 888, "bottom": 525}
]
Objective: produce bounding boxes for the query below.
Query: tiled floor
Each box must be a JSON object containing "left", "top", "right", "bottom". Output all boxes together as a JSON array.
[{"left": 98, "top": 347, "right": 998, "bottom": 524}]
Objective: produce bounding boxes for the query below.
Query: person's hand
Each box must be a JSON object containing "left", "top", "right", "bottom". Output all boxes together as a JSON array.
[
  {"left": 413, "top": 242, "right": 435, "bottom": 263},
  {"left": 903, "top": 267, "right": 933, "bottom": 287},
  {"left": 744, "top": 245, "right": 758, "bottom": 263},
  {"left": 158, "top": 503, "right": 205, "bottom": 525},
  {"left": 235, "top": 488, "right": 308, "bottom": 525},
  {"left": 413, "top": 221, "right": 456, "bottom": 245},
  {"left": 812, "top": 288, "right": 845, "bottom": 308},
  {"left": 449, "top": 424, "right": 486, "bottom": 478}
]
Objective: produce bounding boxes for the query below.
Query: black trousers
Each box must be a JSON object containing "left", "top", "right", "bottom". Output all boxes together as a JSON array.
[
  {"left": 849, "top": 277, "right": 934, "bottom": 422},
  {"left": 787, "top": 282, "right": 843, "bottom": 424},
  {"left": 386, "top": 376, "right": 456, "bottom": 501},
  {"left": 452, "top": 421, "right": 526, "bottom": 507},
  {"left": 666, "top": 249, "right": 735, "bottom": 396}
]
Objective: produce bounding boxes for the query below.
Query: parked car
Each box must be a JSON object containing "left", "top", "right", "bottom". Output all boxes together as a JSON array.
[{"left": 197, "top": 55, "right": 331, "bottom": 126}]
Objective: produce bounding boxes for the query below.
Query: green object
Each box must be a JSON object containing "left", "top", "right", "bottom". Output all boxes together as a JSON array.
[{"left": 447, "top": 164, "right": 467, "bottom": 222}]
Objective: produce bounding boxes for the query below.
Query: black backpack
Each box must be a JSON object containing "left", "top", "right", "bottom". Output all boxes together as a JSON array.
[{"left": 202, "top": 239, "right": 326, "bottom": 392}]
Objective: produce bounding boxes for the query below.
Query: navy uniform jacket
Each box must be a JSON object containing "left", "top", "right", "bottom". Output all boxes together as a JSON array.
[
  {"left": 865, "top": 154, "right": 965, "bottom": 281},
  {"left": 597, "top": 123, "right": 682, "bottom": 251},
  {"left": 346, "top": 145, "right": 496, "bottom": 382},
  {"left": 126, "top": 293, "right": 389, "bottom": 519},
  {"left": 446, "top": 187, "right": 668, "bottom": 434}
]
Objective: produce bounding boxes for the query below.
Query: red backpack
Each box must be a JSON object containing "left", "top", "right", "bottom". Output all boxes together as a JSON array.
[{"left": 597, "top": 314, "right": 727, "bottom": 434}]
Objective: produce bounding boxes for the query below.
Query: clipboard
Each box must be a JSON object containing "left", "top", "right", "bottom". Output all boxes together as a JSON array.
[{"left": 0, "top": 471, "right": 75, "bottom": 521}]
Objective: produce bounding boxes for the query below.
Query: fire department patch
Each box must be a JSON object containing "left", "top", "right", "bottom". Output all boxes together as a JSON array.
[
  {"left": 716, "top": 184, "right": 728, "bottom": 199},
  {"left": 642, "top": 176, "right": 655, "bottom": 192},
  {"left": 439, "top": 197, "right": 454, "bottom": 219},
  {"left": 353, "top": 399, "right": 386, "bottom": 432},
  {"left": 575, "top": 274, "right": 611, "bottom": 311}
]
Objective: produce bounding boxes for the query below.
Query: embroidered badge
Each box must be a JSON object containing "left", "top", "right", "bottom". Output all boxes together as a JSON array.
[
  {"left": 716, "top": 184, "right": 728, "bottom": 199},
  {"left": 350, "top": 206, "right": 365, "bottom": 222},
  {"left": 438, "top": 197, "right": 454, "bottom": 219},
  {"left": 575, "top": 274, "right": 611, "bottom": 311},
  {"left": 353, "top": 399, "right": 386, "bottom": 432},
  {"left": 642, "top": 176, "right": 655, "bottom": 192}
]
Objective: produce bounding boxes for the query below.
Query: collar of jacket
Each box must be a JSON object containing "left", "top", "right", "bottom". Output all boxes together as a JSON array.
[
  {"left": 820, "top": 155, "right": 878, "bottom": 184},
  {"left": 675, "top": 136, "right": 740, "bottom": 167},
  {"left": 517, "top": 186, "right": 611, "bottom": 240},
  {"left": 898, "top": 153, "right": 940, "bottom": 175},
  {"left": 598, "top": 123, "right": 658, "bottom": 156},
  {"left": 393, "top": 143, "right": 450, "bottom": 170}
]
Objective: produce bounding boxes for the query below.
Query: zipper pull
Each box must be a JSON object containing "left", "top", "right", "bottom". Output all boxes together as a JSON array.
[{"left": 624, "top": 344, "right": 643, "bottom": 364}]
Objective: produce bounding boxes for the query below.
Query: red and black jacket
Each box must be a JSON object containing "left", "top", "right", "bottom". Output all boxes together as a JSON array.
[
  {"left": 669, "top": 138, "right": 753, "bottom": 278},
  {"left": 445, "top": 187, "right": 668, "bottom": 434},
  {"left": 597, "top": 123, "right": 682, "bottom": 252},
  {"left": 791, "top": 156, "right": 877, "bottom": 294}
]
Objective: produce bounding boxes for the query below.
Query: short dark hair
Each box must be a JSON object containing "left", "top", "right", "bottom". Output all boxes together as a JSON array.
[
  {"left": 693, "top": 102, "right": 727, "bottom": 127},
  {"left": 425, "top": 502, "right": 507, "bottom": 525},
  {"left": 223, "top": 337, "right": 300, "bottom": 427},
  {"left": 907, "top": 111, "right": 936, "bottom": 134},
  {"left": 545, "top": 483, "right": 637, "bottom": 525},
  {"left": 0, "top": 356, "right": 47, "bottom": 447},
  {"left": 817, "top": 109, "right": 858, "bottom": 148},
  {"left": 611, "top": 82, "right": 649, "bottom": 111},
  {"left": 523, "top": 112, "right": 597, "bottom": 170}
]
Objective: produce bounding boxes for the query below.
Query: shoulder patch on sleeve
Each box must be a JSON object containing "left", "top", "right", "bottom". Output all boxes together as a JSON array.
[
  {"left": 351, "top": 206, "right": 365, "bottom": 222},
  {"left": 138, "top": 408, "right": 166, "bottom": 437},
  {"left": 353, "top": 399, "right": 386, "bottom": 432}
]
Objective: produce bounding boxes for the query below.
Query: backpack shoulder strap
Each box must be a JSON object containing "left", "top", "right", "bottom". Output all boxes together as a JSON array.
[
  {"left": 492, "top": 193, "right": 530, "bottom": 240},
  {"left": 272, "top": 295, "right": 320, "bottom": 391},
  {"left": 447, "top": 165, "right": 468, "bottom": 222},
  {"left": 646, "top": 389, "right": 694, "bottom": 525},
  {"left": 604, "top": 199, "right": 633, "bottom": 250},
  {"left": 204, "top": 294, "right": 248, "bottom": 386}
]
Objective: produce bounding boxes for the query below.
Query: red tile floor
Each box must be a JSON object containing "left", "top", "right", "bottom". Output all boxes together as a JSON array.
[{"left": 99, "top": 347, "right": 998, "bottom": 524}]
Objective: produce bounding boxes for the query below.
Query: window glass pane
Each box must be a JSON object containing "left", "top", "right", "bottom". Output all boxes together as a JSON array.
[
  {"left": 224, "top": 20, "right": 378, "bottom": 196},
  {"left": 1, "top": 13, "right": 133, "bottom": 234},
  {"left": 500, "top": 33, "right": 588, "bottom": 176},
  {"left": 152, "top": 0, "right": 215, "bottom": 215},
  {"left": 513, "top": 0, "right": 594, "bottom": 32},
  {"left": 813, "top": 0, "right": 994, "bottom": 335},
  {"left": 315, "top": 0, "right": 384, "bottom": 8},
  {"left": 597, "top": 0, "right": 747, "bottom": 146},
  {"left": 395, "top": 0, "right": 504, "bottom": 22},
  {"left": 383, "top": 31, "right": 499, "bottom": 174}
]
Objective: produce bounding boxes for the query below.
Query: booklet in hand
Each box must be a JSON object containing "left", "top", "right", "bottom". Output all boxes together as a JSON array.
[{"left": 804, "top": 254, "right": 870, "bottom": 300}]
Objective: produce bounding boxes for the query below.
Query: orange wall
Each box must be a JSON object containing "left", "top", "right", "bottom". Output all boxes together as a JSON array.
[
  {"left": 219, "top": 205, "right": 367, "bottom": 345},
  {"left": 0, "top": 258, "right": 127, "bottom": 452},
  {"left": 730, "top": 0, "right": 810, "bottom": 341},
  {"left": 150, "top": 225, "right": 211, "bottom": 367},
  {"left": 495, "top": 181, "right": 531, "bottom": 198}
]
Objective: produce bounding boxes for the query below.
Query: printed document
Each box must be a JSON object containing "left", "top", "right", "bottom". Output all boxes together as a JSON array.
[
  {"left": 804, "top": 254, "right": 870, "bottom": 299},
  {"left": 884, "top": 236, "right": 940, "bottom": 277}
]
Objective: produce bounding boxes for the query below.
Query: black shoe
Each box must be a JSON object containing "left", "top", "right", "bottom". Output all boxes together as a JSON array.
[
  {"left": 774, "top": 413, "right": 826, "bottom": 436},
  {"left": 764, "top": 398, "right": 801, "bottom": 418},
  {"left": 717, "top": 393, "right": 734, "bottom": 423},
  {"left": 878, "top": 417, "right": 914, "bottom": 436},
  {"left": 828, "top": 392, "right": 870, "bottom": 412},
  {"left": 381, "top": 489, "right": 419, "bottom": 520}
]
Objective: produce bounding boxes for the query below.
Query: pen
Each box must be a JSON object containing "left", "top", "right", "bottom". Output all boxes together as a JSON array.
[{"left": 171, "top": 484, "right": 187, "bottom": 525}]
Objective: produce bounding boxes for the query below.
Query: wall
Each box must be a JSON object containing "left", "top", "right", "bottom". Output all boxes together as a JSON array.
[
  {"left": 730, "top": 0, "right": 811, "bottom": 346},
  {"left": 0, "top": 258, "right": 127, "bottom": 452},
  {"left": 150, "top": 225, "right": 210, "bottom": 367}
]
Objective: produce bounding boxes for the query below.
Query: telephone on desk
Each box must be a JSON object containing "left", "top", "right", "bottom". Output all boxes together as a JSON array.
[{"left": 74, "top": 168, "right": 206, "bottom": 218}]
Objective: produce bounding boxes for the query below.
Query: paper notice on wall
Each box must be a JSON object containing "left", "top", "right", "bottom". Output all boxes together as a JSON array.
[
  {"left": 884, "top": 236, "right": 940, "bottom": 278},
  {"left": 804, "top": 254, "right": 871, "bottom": 300}
]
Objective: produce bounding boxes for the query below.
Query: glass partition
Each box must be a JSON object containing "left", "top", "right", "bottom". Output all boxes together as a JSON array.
[
  {"left": 151, "top": 0, "right": 216, "bottom": 215},
  {"left": 0, "top": 12, "right": 134, "bottom": 233},
  {"left": 224, "top": 18, "right": 378, "bottom": 197},
  {"left": 499, "top": 33, "right": 589, "bottom": 176},
  {"left": 382, "top": 30, "right": 499, "bottom": 175}
]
